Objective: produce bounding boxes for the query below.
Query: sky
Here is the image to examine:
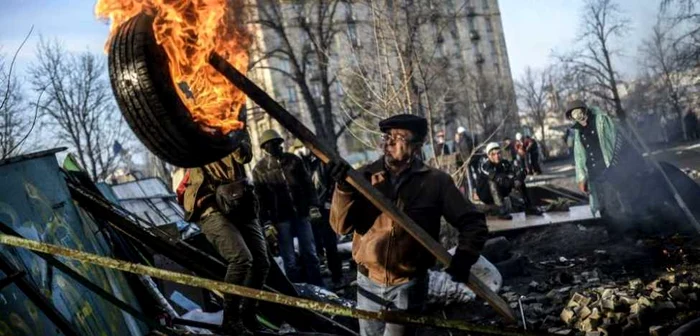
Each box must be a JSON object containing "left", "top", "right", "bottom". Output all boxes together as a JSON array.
[{"left": 0, "top": 0, "right": 663, "bottom": 84}]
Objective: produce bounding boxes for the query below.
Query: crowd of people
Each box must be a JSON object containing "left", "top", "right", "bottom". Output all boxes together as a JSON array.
[{"left": 174, "top": 99, "right": 698, "bottom": 336}]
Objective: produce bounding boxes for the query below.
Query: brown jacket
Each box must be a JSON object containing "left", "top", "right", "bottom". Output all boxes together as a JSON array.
[
  {"left": 330, "top": 158, "right": 488, "bottom": 286},
  {"left": 183, "top": 134, "right": 253, "bottom": 222}
]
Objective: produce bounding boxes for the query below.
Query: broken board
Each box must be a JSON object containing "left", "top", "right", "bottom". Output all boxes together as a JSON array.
[{"left": 487, "top": 205, "right": 600, "bottom": 232}]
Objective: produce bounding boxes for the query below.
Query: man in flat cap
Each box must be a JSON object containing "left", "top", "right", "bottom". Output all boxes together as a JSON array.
[{"left": 327, "top": 114, "right": 488, "bottom": 336}]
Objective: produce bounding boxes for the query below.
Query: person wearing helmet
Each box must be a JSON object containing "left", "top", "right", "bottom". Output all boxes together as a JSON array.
[
  {"left": 181, "top": 129, "right": 269, "bottom": 335},
  {"left": 326, "top": 114, "right": 487, "bottom": 336},
  {"left": 252, "top": 129, "right": 324, "bottom": 286},
  {"left": 476, "top": 142, "right": 542, "bottom": 220}
]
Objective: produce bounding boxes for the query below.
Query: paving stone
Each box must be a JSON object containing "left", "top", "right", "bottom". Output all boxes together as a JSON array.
[
  {"left": 668, "top": 286, "right": 686, "bottom": 301},
  {"left": 560, "top": 308, "right": 576, "bottom": 325},
  {"left": 649, "top": 325, "right": 663, "bottom": 336}
]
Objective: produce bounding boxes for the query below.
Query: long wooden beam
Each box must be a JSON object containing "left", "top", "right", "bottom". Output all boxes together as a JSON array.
[{"left": 209, "top": 52, "right": 517, "bottom": 323}]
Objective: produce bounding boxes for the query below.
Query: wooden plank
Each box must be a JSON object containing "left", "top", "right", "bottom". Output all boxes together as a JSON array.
[
  {"left": 209, "top": 53, "right": 517, "bottom": 323},
  {"left": 487, "top": 205, "right": 600, "bottom": 232}
]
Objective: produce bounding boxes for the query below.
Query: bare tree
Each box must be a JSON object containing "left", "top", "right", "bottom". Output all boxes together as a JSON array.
[
  {"left": 517, "top": 66, "right": 552, "bottom": 150},
  {"left": 0, "top": 52, "right": 27, "bottom": 159},
  {"left": 250, "top": 0, "right": 351, "bottom": 153},
  {"left": 661, "top": 0, "right": 700, "bottom": 69},
  {"left": 28, "top": 38, "right": 130, "bottom": 181},
  {"left": 640, "top": 19, "right": 689, "bottom": 138},
  {"left": 558, "top": 0, "right": 629, "bottom": 121}
]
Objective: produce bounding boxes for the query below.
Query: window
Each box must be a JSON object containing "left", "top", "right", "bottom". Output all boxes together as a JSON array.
[
  {"left": 287, "top": 86, "right": 298, "bottom": 102},
  {"left": 280, "top": 58, "right": 290, "bottom": 73},
  {"left": 449, "top": 20, "right": 459, "bottom": 38},
  {"left": 482, "top": 0, "right": 489, "bottom": 10},
  {"left": 348, "top": 22, "right": 359, "bottom": 46},
  {"left": 485, "top": 17, "right": 493, "bottom": 33},
  {"left": 467, "top": 17, "right": 476, "bottom": 31},
  {"left": 489, "top": 39, "right": 498, "bottom": 57}
]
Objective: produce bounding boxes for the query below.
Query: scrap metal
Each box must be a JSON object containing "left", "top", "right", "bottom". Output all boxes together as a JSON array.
[{"left": 0, "top": 233, "right": 544, "bottom": 336}]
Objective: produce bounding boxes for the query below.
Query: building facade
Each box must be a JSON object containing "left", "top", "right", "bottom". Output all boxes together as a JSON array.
[{"left": 244, "top": 0, "right": 517, "bottom": 163}]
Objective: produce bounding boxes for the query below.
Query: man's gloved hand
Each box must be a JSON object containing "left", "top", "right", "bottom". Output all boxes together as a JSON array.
[
  {"left": 309, "top": 206, "right": 322, "bottom": 220},
  {"left": 263, "top": 222, "right": 278, "bottom": 240},
  {"left": 327, "top": 160, "right": 353, "bottom": 192},
  {"left": 444, "top": 250, "right": 479, "bottom": 283},
  {"left": 233, "top": 141, "right": 253, "bottom": 164}
]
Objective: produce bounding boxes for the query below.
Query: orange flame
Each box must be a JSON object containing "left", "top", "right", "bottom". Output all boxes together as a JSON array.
[{"left": 95, "top": 0, "right": 250, "bottom": 134}]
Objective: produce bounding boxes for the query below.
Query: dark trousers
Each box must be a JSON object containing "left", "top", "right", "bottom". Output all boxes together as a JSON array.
[
  {"left": 199, "top": 211, "right": 270, "bottom": 321},
  {"left": 477, "top": 178, "right": 533, "bottom": 210},
  {"left": 529, "top": 152, "right": 542, "bottom": 174},
  {"left": 311, "top": 208, "right": 343, "bottom": 283}
]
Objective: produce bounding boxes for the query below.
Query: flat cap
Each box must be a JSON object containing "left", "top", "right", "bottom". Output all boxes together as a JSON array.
[
  {"left": 565, "top": 100, "right": 587, "bottom": 118},
  {"left": 379, "top": 114, "right": 428, "bottom": 141}
]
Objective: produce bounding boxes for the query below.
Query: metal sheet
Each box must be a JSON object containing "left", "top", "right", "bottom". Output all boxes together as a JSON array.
[{"left": 0, "top": 149, "right": 146, "bottom": 336}]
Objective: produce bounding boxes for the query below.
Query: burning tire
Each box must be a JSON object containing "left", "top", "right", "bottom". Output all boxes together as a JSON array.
[{"left": 108, "top": 13, "right": 244, "bottom": 168}]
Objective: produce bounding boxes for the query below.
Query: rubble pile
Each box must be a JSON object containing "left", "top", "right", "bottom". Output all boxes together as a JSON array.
[
  {"left": 558, "top": 272, "right": 700, "bottom": 335},
  {"left": 499, "top": 270, "right": 700, "bottom": 335}
]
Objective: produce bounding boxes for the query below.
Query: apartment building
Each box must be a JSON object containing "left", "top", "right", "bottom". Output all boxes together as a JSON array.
[{"left": 244, "top": 0, "right": 517, "bottom": 162}]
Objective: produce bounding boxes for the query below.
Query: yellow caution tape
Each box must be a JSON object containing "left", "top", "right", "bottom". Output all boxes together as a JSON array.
[{"left": 0, "top": 234, "right": 537, "bottom": 335}]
